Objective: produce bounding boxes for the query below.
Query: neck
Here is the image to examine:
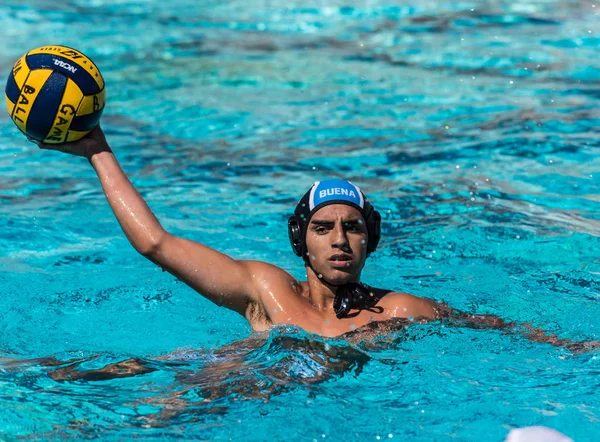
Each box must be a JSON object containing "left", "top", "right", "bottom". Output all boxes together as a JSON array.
[{"left": 304, "top": 265, "right": 360, "bottom": 312}]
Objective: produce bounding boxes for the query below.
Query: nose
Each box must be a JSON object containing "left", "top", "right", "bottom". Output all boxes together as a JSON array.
[{"left": 331, "top": 223, "right": 350, "bottom": 250}]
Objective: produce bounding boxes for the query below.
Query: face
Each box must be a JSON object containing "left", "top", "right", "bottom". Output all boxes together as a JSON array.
[{"left": 304, "top": 204, "right": 369, "bottom": 285}]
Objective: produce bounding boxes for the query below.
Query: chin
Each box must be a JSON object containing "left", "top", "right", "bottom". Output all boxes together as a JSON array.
[{"left": 323, "top": 269, "right": 359, "bottom": 286}]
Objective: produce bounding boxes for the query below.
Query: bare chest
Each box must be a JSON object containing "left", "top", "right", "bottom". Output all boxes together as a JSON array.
[{"left": 249, "top": 284, "right": 392, "bottom": 337}]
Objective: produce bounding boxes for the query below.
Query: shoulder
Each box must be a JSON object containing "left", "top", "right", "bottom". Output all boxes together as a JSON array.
[
  {"left": 239, "top": 260, "right": 298, "bottom": 282},
  {"left": 238, "top": 260, "right": 302, "bottom": 295},
  {"left": 377, "top": 291, "right": 440, "bottom": 320},
  {"left": 234, "top": 261, "right": 300, "bottom": 329}
]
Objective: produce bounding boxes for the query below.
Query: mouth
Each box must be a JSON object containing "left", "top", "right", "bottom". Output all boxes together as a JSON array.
[{"left": 328, "top": 254, "right": 353, "bottom": 267}]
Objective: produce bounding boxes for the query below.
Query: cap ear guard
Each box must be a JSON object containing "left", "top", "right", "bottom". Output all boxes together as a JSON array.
[
  {"left": 288, "top": 215, "right": 304, "bottom": 257},
  {"left": 366, "top": 208, "right": 381, "bottom": 255}
]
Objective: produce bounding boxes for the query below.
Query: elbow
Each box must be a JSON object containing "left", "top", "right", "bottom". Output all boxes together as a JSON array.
[{"left": 136, "top": 230, "right": 169, "bottom": 257}]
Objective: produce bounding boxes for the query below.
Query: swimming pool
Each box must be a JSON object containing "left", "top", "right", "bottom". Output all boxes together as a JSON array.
[{"left": 1, "top": 0, "right": 598, "bottom": 440}]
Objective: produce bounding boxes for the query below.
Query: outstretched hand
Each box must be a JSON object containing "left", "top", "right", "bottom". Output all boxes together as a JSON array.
[{"left": 33, "top": 125, "right": 111, "bottom": 159}]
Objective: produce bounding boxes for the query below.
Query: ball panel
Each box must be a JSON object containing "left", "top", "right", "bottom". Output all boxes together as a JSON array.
[
  {"left": 44, "top": 78, "right": 83, "bottom": 144},
  {"left": 27, "top": 71, "right": 68, "bottom": 142},
  {"left": 27, "top": 45, "right": 104, "bottom": 90},
  {"left": 78, "top": 88, "right": 106, "bottom": 116},
  {"left": 70, "top": 109, "right": 102, "bottom": 132},
  {"left": 11, "top": 68, "right": 53, "bottom": 136},
  {"left": 66, "top": 129, "right": 90, "bottom": 143},
  {"left": 5, "top": 94, "right": 15, "bottom": 116},
  {"left": 27, "top": 46, "right": 104, "bottom": 88},
  {"left": 5, "top": 68, "right": 20, "bottom": 103},
  {"left": 10, "top": 55, "right": 30, "bottom": 90},
  {"left": 26, "top": 53, "right": 100, "bottom": 96}
]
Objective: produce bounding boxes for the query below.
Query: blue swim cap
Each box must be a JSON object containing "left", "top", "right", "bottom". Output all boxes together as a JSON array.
[
  {"left": 309, "top": 179, "right": 365, "bottom": 211},
  {"left": 288, "top": 179, "right": 381, "bottom": 260}
]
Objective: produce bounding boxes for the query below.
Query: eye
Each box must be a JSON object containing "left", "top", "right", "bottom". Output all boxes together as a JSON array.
[
  {"left": 314, "top": 226, "right": 329, "bottom": 234},
  {"left": 343, "top": 223, "right": 362, "bottom": 232}
]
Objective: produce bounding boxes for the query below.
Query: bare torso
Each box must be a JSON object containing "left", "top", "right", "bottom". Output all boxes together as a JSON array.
[{"left": 242, "top": 262, "right": 439, "bottom": 337}]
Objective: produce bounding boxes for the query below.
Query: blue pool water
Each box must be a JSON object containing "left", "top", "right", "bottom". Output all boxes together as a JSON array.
[{"left": 1, "top": 0, "right": 599, "bottom": 440}]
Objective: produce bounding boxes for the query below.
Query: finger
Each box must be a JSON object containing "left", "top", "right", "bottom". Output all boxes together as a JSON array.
[{"left": 27, "top": 137, "right": 46, "bottom": 149}]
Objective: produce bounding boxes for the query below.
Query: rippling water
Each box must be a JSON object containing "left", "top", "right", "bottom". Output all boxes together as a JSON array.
[{"left": 0, "top": 0, "right": 599, "bottom": 440}]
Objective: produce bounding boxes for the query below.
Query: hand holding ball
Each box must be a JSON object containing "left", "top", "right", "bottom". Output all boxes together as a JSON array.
[{"left": 5, "top": 45, "right": 105, "bottom": 144}]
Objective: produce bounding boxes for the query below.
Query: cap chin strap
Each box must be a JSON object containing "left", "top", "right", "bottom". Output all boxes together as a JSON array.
[{"left": 305, "top": 261, "right": 372, "bottom": 319}]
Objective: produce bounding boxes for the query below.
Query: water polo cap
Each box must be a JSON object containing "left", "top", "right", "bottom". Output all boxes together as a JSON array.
[{"left": 288, "top": 179, "right": 381, "bottom": 261}]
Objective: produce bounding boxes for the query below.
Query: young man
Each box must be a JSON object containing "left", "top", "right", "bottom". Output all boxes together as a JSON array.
[
  {"left": 26, "top": 125, "right": 597, "bottom": 384},
  {"left": 36, "top": 126, "right": 439, "bottom": 338}
]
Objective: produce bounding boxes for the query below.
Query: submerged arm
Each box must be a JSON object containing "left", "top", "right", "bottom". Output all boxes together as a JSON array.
[{"left": 445, "top": 308, "right": 599, "bottom": 352}]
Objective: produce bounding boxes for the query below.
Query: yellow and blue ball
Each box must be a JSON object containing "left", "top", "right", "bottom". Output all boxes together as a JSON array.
[{"left": 5, "top": 45, "right": 105, "bottom": 144}]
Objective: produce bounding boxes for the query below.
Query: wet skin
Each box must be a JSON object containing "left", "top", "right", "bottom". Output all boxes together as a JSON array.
[
  {"left": 33, "top": 127, "right": 439, "bottom": 339},
  {"left": 22, "top": 127, "right": 598, "bottom": 401},
  {"left": 236, "top": 204, "right": 440, "bottom": 337}
]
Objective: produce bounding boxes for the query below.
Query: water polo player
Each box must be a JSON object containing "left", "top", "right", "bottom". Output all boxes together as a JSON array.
[
  {"left": 33, "top": 126, "right": 600, "bottom": 356},
  {"left": 35, "top": 126, "right": 439, "bottom": 337}
]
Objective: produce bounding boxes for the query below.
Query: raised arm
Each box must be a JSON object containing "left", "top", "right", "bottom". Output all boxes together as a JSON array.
[{"left": 37, "top": 126, "right": 260, "bottom": 316}]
